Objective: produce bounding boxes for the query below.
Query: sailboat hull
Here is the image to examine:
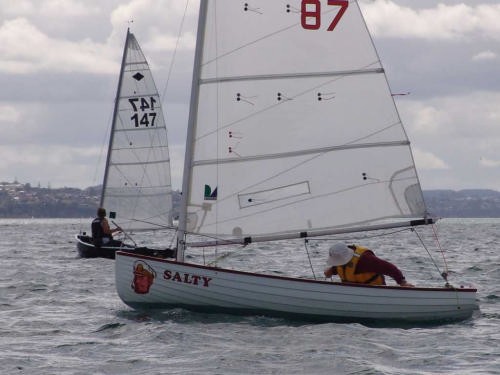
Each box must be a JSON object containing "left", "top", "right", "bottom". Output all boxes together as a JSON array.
[
  {"left": 115, "top": 251, "right": 478, "bottom": 323},
  {"left": 75, "top": 235, "right": 175, "bottom": 260}
]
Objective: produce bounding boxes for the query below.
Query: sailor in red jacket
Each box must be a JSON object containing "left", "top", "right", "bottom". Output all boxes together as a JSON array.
[{"left": 324, "top": 242, "right": 414, "bottom": 287}]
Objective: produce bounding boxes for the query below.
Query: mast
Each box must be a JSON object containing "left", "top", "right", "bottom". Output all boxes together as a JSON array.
[
  {"left": 176, "top": 1, "right": 209, "bottom": 261},
  {"left": 100, "top": 28, "right": 130, "bottom": 207}
]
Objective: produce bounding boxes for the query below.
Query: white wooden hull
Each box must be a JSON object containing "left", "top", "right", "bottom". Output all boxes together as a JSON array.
[{"left": 115, "top": 251, "right": 478, "bottom": 323}]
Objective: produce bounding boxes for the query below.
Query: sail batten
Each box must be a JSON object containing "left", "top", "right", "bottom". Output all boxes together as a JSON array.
[
  {"left": 200, "top": 68, "right": 384, "bottom": 84},
  {"left": 110, "top": 158, "right": 170, "bottom": 167},
  {"left": 192, "top": 140, "right": 411, "bottom": 166}
]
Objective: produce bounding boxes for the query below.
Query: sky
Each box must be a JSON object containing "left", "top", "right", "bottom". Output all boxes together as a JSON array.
[{"left": 0, "top": 0, "right": 499, "bottom": 191}]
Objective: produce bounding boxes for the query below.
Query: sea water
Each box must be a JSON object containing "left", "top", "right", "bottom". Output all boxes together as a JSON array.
[{"left": 0, "top": 218, "right": 498, "bottom": 374}]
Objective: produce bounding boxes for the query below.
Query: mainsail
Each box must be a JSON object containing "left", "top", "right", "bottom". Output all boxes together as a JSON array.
[
  {"left": 101, "top": 29, "right": 173, "bottom": 232},
  {"left": 179, "top": 1, "right": 428, "bottom": 246}
]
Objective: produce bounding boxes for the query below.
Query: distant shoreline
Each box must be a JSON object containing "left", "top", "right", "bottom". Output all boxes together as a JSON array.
[{"left": 1, "top": 181, "right": 500, "bottom": 218}]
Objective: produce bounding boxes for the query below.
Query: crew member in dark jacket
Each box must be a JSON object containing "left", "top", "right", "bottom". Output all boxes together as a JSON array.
[
  {"left": 91, "top": 207, "right": 122, "bottom": 247},
  {"left": 324, "top": 242, "right": 414, "bottom": 287}
]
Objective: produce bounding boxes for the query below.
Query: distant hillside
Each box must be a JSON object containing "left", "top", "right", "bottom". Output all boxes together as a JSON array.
[
  {"left": 423, "top": 189, "right": 500, "bottom": 218},
  {"left": 1, "top": 181, "right": 499, "bottom": 218}
]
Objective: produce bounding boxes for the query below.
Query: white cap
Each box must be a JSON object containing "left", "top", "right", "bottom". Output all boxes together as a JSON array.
[{"left": 326, "top": 242, "right": 354, "bottom": 266}]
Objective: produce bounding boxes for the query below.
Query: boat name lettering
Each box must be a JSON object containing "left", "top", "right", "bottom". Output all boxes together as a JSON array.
[{"left": 163, "top": 270, "right": 212, "bottom": 287}]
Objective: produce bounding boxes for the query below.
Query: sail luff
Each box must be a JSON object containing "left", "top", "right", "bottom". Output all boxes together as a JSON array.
[
  {"left": 177, "top": 0, "right": 210, "bottom": 262},
  {"left": 101, "top": 28, "right": 131, "bottom": 207}
]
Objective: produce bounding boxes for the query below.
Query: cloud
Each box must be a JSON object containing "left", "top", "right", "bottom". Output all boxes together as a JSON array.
[
  {"left": 0, "top": 0, "right": 99, "bottom": 17},
  {"left": 0, "top": 0, "right": 36, "bottom": 17},
  {"left": 0, "top": 144, "right": 104, "bottom": 187},
  {"left": 0, "top": 18, "right": 118, "bottom": 74},
  {"left": 0, "top": 0, "right": 199, "bottom": 75},
  {"left": 361, "top": 1, "right": 500, "bottom": 40},
  {"left": 472, "top": 50, "right": 497, "bottom": 61},
  {"left": 402, "top": 92, "right": 500, "bottom": 140},
  {"left": 0, "top": 0, "right": 498, "bottom": 192},
  {"left": 480, "top": 157, "right": 500, "bottom": 168},
  {"left": 108, "top": 0, "right": 198, "bottom": 53},
  {"left": 0, "top": 105, "right": 21, "bottom": 123},
  {"left": 412, "top": 148, "right": 449, "bottom": 170},
  {"left": 38, "top": 0, "right": 100, "bottom": 17},
  {"left": 398, "top": 90, "right": 500, "bottom": 188}
]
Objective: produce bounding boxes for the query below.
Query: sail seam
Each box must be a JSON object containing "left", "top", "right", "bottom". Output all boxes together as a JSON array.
[
  {"left": 119, "top": 94, "right": 161, "bottom": 100},
  {"left": 113, "top": 126, "right": 168, "bottom": 132},
  {"left": 112, "top": 145, "right": 169, "bottom": 151},
  {"left": 111, "top": 159, "right": 170, "bottom": 166}
]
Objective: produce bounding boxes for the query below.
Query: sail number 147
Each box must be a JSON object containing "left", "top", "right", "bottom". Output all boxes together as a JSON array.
[
  {"left": 301, "top": 0, "right": 348, "bottom": 31},
  {"left": 129, "top": 97, "right": 157, "bottom": 127}
]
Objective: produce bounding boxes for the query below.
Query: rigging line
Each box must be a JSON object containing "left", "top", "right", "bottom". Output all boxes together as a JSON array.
[
  {"left": 206, "top": 247, "right": 245, "bottom": 267},
  {"left": 94, "top": 93, "right": 116, "bottom": 186},
  {"left": 168, "top": 228, "right": 178, "bottom": 249},
  {"left": 111, "top": 220, "right": 137, "bottom": 246},
  {"left": 431, "top": 222, "right": 449, "bottom": 275},
  {"left": 412, "top": 227, "right": 445, "bottom": 281},
  {"left": 161, "top": 0, "right": 190, "bottom": 104},
  {"left": 125, "top": 217, "right": 177, "bottom": 231},
  {"left": 304, "top": 239, "right": 317, "bottom": 280}
]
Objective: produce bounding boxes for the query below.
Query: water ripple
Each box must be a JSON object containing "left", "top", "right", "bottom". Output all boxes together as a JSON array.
[{"left": 0, "top": 218, "right": 498, "bottom": 374}]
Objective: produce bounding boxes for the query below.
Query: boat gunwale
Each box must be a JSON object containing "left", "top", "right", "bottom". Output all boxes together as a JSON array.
[{"left": 116, "top": 250, "right": 477, "bottom": 293}]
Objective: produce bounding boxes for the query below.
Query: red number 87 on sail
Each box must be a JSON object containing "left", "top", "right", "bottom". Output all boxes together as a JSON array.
[{"left": 301, "top": 0, "right": 349, "bottom": 31}]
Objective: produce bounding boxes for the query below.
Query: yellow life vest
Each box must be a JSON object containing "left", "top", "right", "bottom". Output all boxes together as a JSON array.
[{"left": 336, "top": 246, "right": 385, "bottom": 285}]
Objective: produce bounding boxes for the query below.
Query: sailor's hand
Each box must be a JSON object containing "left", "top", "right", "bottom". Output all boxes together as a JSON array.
[{"left": 324, "top": 267, "right": 334, "bottom": 278}]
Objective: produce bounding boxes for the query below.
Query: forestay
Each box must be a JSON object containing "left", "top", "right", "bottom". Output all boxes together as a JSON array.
[
  {"left": 180, "top": 0, "right": 427, "bottom": 244},
  {"left": 102, "top": 30, "right": 173, "bottom": 232}
]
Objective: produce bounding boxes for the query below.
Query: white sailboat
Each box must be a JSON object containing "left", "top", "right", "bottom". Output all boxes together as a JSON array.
[
  {"left": 76, "top": 29, "right": 175, "bottom": 259},
  {"left": 115, "top": 1, "right": 477, "bottom": 322}
]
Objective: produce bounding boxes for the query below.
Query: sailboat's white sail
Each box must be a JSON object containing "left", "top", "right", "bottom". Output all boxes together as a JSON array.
[
  {"left": 102, "top": 30, "right": 173, "bottom": 232},
  {"left": 180, "top": 1, "right": 427, "bottom": 244}
]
